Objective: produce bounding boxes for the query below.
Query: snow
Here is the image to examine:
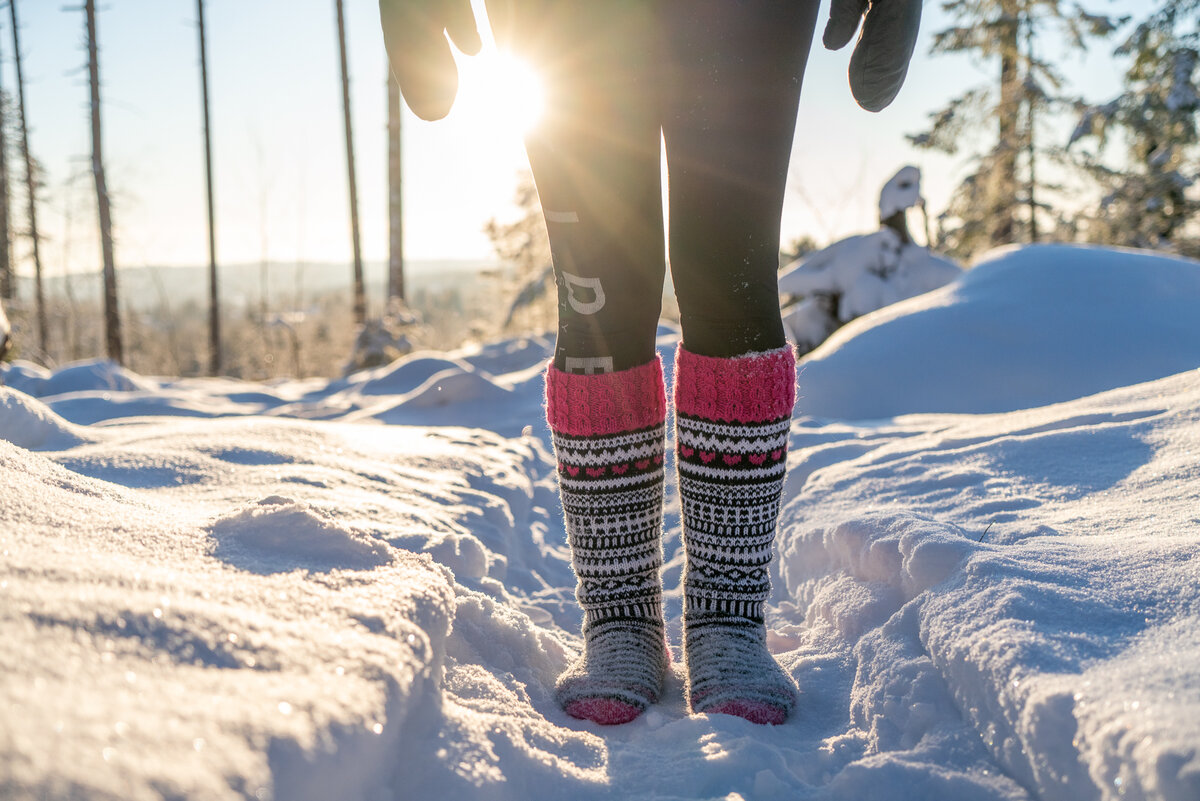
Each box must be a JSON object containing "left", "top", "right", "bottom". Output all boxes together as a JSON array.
[
  {"left": 779, "top": 228, "right": 962, "bottom": 325},
  {"left": 3, "top": 243, "right": 1200, "bottom": 800},
  {"left": 778, "top": 166, "right": 962, "bottom": 354},
  {"left": 0, "top": 300, "right": 9, "bottom": 358},
  {"left": 797, "top": 244, "right": 1200, "bottom": 419},
  {"left": 878, "top": 166, "right": 924, "bottom": 221}
]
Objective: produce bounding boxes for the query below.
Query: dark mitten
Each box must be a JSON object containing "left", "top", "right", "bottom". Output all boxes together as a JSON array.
[
  {"left": 823, "top": 0, "right": 922, "bottom": 112},
  {"left": 379, "top": 0, "right": 482, "bottom": 120}
]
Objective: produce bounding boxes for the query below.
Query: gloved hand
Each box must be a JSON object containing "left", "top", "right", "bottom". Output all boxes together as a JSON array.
[
  {"left": 379, "top": 0, "right": 483, "bottom": 121},
  {"left": 823, "top": 0, "right": 922, "bottom": 112}
]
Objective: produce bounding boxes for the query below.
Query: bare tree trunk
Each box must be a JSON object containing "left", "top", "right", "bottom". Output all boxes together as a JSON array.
[
  {"left": 9, "top": 0, "right": 45, "bottom": 347},
  {"left": 991, "top": 0, "right": 1020, "bottom": 248},
  {"left": 1024, "top": 100, "right": 1038, "bottom": 243},
  {"left": 1023, "top": 17, "right": 1038, "bottom": 243},
  {"left": 197, "top": 0, "right": 220, "bottom": 375},
  {"left": 335, "top": 0, "right": 366, "bottom": 325},
  {"left": 387, "top": 70, "right": 404, "bottom": 303},
  {"left": 0, "top": 35, "right": 13, "bottom": 301},
  {"left": 86, "top": 0, "right": 122, "bottom": 364}
]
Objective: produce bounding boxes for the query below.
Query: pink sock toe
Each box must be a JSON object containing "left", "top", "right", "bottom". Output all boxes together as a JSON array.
[
  {"left": 564, "top": 698, "right": 643, "bottom": 725},
  {"left": 707, "top": 699, "right": 787, "bottom": 726}
]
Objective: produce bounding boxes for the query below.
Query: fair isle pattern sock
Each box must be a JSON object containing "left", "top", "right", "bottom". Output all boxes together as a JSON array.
[
  {"left": 547, "top": 358, "right": 669, "bottom": 725},
  {"left": 675, "top": 345, "right": 799, "bottom": 725}
]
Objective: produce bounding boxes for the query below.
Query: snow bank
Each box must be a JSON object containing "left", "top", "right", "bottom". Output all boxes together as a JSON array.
[
  {"left": 797, "top": 245, "right": 1200, "bottom": 419},
  {"left": 2, "top": 358, "right": 159, "bottom": 399},
  {"left": 779, "top": 366, "right": 1200, "bottom": 801},
  {"left": 0, "top": 433, "right": 455, "bottom": 801},
  {"left": 0, "top": 405, "right": 577, "bottom": 800},
  {"left": 0, "top": 387, "right": 93, "bottom": 450},
  {"left": 207, "top": 496, "right": 394, "bottom": 573}
]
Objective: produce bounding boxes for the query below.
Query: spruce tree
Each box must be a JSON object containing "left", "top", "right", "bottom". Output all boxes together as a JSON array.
[
  {"left": 1068, "top": 1, "right": 1200, "bottom": 256},
  {"left": 910, "top": 0, "right": 1124, "bottom": 262}
]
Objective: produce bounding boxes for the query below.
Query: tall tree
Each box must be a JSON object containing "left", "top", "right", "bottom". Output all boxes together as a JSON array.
[
  {"left": 197, "top": 0, "right": 220, "bottom": 374},
  {"left": 1069, "top": 1, "right": 1200, "bottom": 256},
  {"left": 387, "top": 70, "right": 404, "bottom": 305},
  {"left": 910, "top": 0, "right": 1124, "bottom": 261},
  {"left": 86, "top": 0, "right": 122, "bottom": 364},
  {"left": 0, "top": 50, "right": 13, "bottom": 302},
  {"left": 9, "top": 0, "right": 45, "bottom": 350},
  {"left": 335, "top": 0, "right": 366, "bottom": 326}
]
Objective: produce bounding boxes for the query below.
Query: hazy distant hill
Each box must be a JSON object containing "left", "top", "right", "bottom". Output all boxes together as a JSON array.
[{"left": 14, "top": 259, "right": 501, "bottom": 311}]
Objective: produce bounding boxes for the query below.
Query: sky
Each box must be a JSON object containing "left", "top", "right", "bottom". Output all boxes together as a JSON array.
[{"left": 5, "top": 0, "right": 1140, "bottom": 282}]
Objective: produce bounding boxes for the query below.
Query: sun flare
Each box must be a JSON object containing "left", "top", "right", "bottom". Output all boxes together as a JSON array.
[{"left": 456, "top": 50, "right": 546, "bottom": 136}]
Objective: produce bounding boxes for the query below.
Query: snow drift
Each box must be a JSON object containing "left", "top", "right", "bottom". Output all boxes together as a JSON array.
[{"left": 796, "top": 244, "right": 1200, "bottom": 419}]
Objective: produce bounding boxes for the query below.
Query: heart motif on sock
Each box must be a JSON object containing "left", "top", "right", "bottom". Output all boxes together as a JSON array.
[
  {"left": 699, "top": 451, "right": 716, "bottom": 463},
  {"left": 654, "top": 454, "right": 664, "bottom": 465},
  {"left": 771, "top": 449, "right": 783, "bottom": 460},
  {"left": 566, "top": 465, "right": 580, "bottom": 476},
  {"left": 680, "top": 445, "right": 695, "bottom": 457},
  {"left": 586, "top": 466, "right": 606, "bottom": 477},
  {"left": 635, "top": 459, "right": 650, "bottom": 470},
  {"left": 612, "top": 464, "right": 629, "bottom": 474},
  {"left": 749, "top": 453, "right": 768, "bottom": 465},
  {"left": 722, "top": 454, "right": 742, "bottom": 465}
]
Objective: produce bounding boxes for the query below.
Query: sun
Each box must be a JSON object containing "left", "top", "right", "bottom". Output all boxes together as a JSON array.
[{"left": 455, "top": 50, "right": 546, "bottom": 136}]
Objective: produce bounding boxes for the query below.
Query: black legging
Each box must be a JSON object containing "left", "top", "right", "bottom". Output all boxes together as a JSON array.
[{"left": 494, "top": 0, "right": 819, "bottom": 372}]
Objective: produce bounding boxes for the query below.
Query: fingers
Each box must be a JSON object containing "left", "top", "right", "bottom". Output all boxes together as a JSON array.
[
  {"left": 482, "top": 0, "right": 516, "bottom": 47},
  {"left": 848, "top": 0, "right": 922, "bottom": 111},
  {"left": 444, "top": 0, "right": 482, "bottom": 56},
  {"left": 483, "top": 0, "right": 555, "bottom": 60},
  {"left": 380, "top": 0, "right": 460, "bottom": 120},
  {"left": 823, "top": 0, "right": 869, "bottom": 51}
]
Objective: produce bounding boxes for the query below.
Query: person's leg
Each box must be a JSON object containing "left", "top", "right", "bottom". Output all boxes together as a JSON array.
[
  {"left": 494, "top": 1, "right": 669, "bottom": 724},
  {"left": 502, "top": 1, "right": 666, "bottom": 374},
  {"left": 662, "top": 0, "right": 820, "bottom": 724}
]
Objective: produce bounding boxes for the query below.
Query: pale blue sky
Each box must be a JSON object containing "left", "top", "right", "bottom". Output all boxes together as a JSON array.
[{"left": 6, "top": 0, "right": 1137, "bottom": 278}]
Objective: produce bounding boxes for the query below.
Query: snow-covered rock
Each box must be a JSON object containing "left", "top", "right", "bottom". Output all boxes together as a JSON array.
[
  {"left": 779, "top": 166, "right": 962, "bottom": 353},
  {"left": 0, "top": 298, "right": 9, "bottom": 359}
]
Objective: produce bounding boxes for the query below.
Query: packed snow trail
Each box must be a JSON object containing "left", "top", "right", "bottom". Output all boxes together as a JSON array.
[{"left": 2, "top": 245, "right": 1200, "bottom": 800}]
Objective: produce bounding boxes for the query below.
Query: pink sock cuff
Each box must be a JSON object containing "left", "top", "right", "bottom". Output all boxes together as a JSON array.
[
  {"left": 546, "top": 357, "right": 667, "bottom": 437},
  {"left": 674, "top": 346, "right": 796, "bottom": 423}
]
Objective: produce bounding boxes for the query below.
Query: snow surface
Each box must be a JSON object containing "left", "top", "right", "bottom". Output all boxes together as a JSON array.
[
  {"left": 3, "top": 244, "right": 1200, "bottom": 801},
  {"left": 797, "top": 244, "right": 1200, "bottom": 419}
]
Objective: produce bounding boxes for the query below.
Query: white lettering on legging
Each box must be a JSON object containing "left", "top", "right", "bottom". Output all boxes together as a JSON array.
[
  {"left": 562, "top": 272, "right": 606, "bottom": 314},
  {"left": 564, "top": 356, "right": 614, "bottom": 375}
]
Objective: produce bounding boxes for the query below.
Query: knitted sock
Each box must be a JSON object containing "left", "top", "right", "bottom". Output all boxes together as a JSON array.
[
  {"left": 547, "top": 358, "right": 669, "bottom": 725},
  {"left": 675, "top": 345, "right": 799, "bottom": 725}
]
